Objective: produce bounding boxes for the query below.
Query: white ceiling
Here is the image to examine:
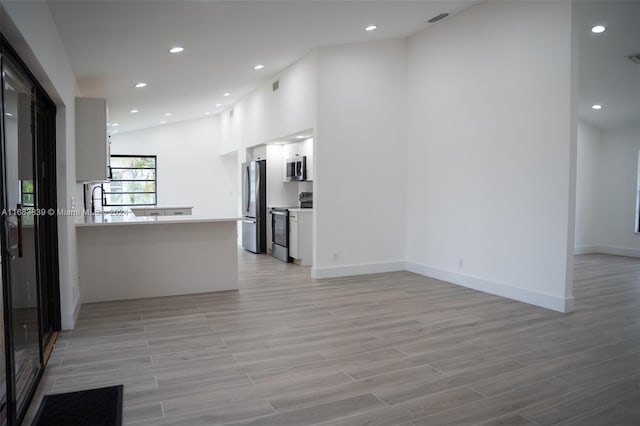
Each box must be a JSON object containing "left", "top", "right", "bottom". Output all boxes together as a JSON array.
[
  {"left": 575, "top": 0, "right": 639, "bottom": 130},
  {"left": 48, "top": 0, "right": 478, "bottom": 134},
  {"left": 47, "top": 1, "right": 639, "bottom": 134}
]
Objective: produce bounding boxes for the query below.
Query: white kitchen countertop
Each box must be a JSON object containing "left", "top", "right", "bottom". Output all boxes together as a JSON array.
[
  {"left": 268, "top": 207, "right": 313, "bottom": 212},
  {"left": 76, "top": 213, "right": 240, "bottom": 228},
  {"left": 130, "top": 206, "right": 194, "bottom": 210}
]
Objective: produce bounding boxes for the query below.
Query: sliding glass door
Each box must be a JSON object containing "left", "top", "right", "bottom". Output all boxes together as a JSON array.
[
  {"left": 0, "top": 39, "right": 59, "bottom": 425},
  {"left": 1, "top": 52, "right": 42, "bottom": 421},
  {"left": 0, "top": 272, "right": 5, "bottom": 426}
]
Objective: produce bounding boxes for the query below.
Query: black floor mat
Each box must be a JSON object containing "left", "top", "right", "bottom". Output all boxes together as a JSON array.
[{"left": 31, "top": 385, "right": 123, "bottom": 426}]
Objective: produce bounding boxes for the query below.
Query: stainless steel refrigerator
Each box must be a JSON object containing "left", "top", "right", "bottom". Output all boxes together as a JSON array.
[{"left": 241, "top": 160, "right": 267, "bottom": 253}]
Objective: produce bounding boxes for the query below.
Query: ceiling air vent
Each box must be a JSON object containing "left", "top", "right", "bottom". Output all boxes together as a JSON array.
[
  {"left": 428, "top": 13, "right": 449, "bottom": 23},
  {"left": 626, "top": 53, "right": 640, "bottom": 65},
  {"left": 272, "top": 79, "right": 280, "bottom": 92}
]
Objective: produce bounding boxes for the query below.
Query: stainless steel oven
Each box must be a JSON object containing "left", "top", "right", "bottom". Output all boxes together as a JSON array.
[{"left": 271, "top": 208, "right": 290, "bottom": 262}]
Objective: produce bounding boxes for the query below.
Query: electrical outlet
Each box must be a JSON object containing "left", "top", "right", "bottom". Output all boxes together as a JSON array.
[
  {"left": 70, "top": 196, "right": 76, "bottom": 209},
  {"left": 458, "top": 258, "right": 464, "bottom": 269},
  {"left": 332, "top": 252, "right": 338, "bottom": 261}
]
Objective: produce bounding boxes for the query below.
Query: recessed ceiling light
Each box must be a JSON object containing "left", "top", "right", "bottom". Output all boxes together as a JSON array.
[
  {"left": 296, "top": 135, "right": 306, "bottom": 139},
  {"left": 169, "top": 46, "right": 184, "bottom": 54},
  {"left": 592, "top": 104, "right": 603, "bottom": 110},
  {"left": 135, "top": 82, "right": 147, "bottom": 88},
  {"left": 223, "top": 93, "right": 230, "bottom": 97},
  {"left": 365, "top": 25, "right": 377, "bottom": 31},
  {"left": 112, "top": 130, "right": 119, "bottom": 134},
  {"left": 216, "top": 103, "right": 222, "bottom": 107},
  {"left": 591, "top": 25, "right": 606, "bottom": 34},
  {"left": 164, "top": 113, "right": 172, "bottom": 117},
  {"left": 204, "top": 112, "right": 211, "bottom": 115},
  {"left": 130, "top": 109, "right": 139, "bottom": 114},
  {"left": 160, "top": 120, "right": 166, "bottom": 124},
  {"left": 112, "top": 123, "right": 119, "bottom": 127},
  {"left": 254, "top": 64, "right": 265, "bottom": 70}
]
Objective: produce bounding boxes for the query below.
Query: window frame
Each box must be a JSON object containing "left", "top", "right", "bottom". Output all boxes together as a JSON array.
[
  {"left": 102, "top": 154, "right": 157, "bottom": 207},
  {"left": 21, "top": 180, "right": 35, "bottom": 208}
]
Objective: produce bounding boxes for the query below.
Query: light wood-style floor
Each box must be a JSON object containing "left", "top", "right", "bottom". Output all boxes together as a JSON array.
[{"left": 25, "top": 252, "right": 640, "bottom": 425}]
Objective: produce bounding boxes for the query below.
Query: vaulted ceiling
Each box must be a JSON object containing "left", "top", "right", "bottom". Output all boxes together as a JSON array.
[
  {"left": 47, "top": 1, "right": 638, "bottom": 134},
  {"left": 48, "top": 0, "right": 477, "bottom": 133}
]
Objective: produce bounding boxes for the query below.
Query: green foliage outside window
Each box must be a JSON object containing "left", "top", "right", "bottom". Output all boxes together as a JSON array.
[
  {"left": 21, "top": 180, "right": 35, "bottom": 208},
  {"left": 103, "top": 155, "right": 157, "bottom": 207}
]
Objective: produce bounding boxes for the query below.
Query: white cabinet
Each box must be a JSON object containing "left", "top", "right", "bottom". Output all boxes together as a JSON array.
[
  {"left": 288, "top": 209, "right": 312, "bottom": 266},
  {"left": 145, "top": 209, "right": 165, "bottom": 217},
  {"left": 282, "top": 138, "right": 314, "bottom": 182},
  {"left": 76, "top": 97, "right": 110, "bottom": 182},
  {"left": 283, "top": 143, "right": 298, "bottom": 161},
  {"left": 289, "top": 211, "right": 299, "bottom": 258},
  {"left": 249, "top": 144, "right": 267, "bottom": 161},
  {"left": 299, "top": 138, "right": 314, "bottom": 181},
  {"left": 165, "top": 208, "right": 192, "bottom": 216},
  {"left": 130, "top": 207, "right": 193, "bottom": 217}
]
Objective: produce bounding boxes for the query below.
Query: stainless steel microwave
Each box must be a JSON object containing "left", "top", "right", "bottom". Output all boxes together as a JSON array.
[{"left": 285, "top": 156, "right": 307, "bottom": 181}]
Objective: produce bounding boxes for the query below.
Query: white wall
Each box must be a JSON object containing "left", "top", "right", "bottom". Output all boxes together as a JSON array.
[
  {"left": 218, "top": 50, "right": 318, "bottom": 251},
  {"left": 594, "top": 127, "right": 640, "bottom": 256},
  {"left": 575, "top": 120, "right": 601, "bottom": 250},
  {"left": 111, "top": 116, "right": 237, "bottom": 217},
  {"left": 406, "top": 1, "right": 576, "bottom": 312},
  {"left": 313, "top": 38, "right": 408, "bottom": 277},
  {"left": 575, "top": 124, "right": 640, "bottom": 257},
  {"left": 2, "top": 1, "right": 81, "bottom": 328},
  {"left": 265, "top": 144, "right": 299, "bottom": 207},
  {"left": 219, "top": 50, "right": 317, "bottom": 154}
]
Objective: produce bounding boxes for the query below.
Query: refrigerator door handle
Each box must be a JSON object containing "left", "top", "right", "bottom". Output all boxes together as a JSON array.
[
  {"left": 242, "top": 218, "right": 256, "bottom": 224},
  {"left": 255, "top": 164, "right": 261, "bottom": 217},
  {"left": 245, "top": 166, "right": 250, "bottom": 213}
]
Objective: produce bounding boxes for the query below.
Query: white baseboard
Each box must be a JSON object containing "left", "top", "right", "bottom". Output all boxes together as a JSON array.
[
  {"left": 311, "top": 261, "right": 406, "bottom": 279},
  {"left": 574, "top": 246, "right": 599, "bottom": 255},
  {"left": 406, "top": 261, "right": 574, "bottom": 313},
  {"left": 61, "top": 297, "right": 81, "bottom": 330},
  {"left": 574, "top": 245, "right": 640, "bottom": 258},
  {"left": 601, "top": 246, "right": 640, "bottom": 258}
]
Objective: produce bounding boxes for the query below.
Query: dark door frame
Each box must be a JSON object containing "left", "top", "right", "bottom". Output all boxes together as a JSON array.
[{"left": 0, "top": 35, "right": 61, "bottom": 426}]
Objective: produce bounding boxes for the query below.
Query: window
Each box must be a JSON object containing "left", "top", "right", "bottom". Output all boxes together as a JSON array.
[
  {"left": 21, "top": 180, "right": 35, "bottom": 208},
  {"left": 103, "top": 155, "right": 157, "bottom": 207}
]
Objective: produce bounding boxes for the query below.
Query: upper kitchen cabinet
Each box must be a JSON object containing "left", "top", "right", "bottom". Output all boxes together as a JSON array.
[
  {"left": 283, "top": 138, "right": 314, "bottom": 182},
  {"left": 76, "top": 97, "right": 110, "bottom": 182},
  {"left": 248, "top": 144, "right": 267, "bottom": 161},
  {"left": 299, "top": 138, "right": 313, "bottom": 181}
]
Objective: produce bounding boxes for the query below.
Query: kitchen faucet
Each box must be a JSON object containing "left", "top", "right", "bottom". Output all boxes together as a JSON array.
[{"left": 91, "top": 184, "right": 106, "bottom": 214}]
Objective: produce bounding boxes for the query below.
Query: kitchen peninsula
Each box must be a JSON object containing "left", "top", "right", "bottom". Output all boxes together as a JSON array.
[{"left": 76, "top": 213, "right": 240, "bottom": 303}]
